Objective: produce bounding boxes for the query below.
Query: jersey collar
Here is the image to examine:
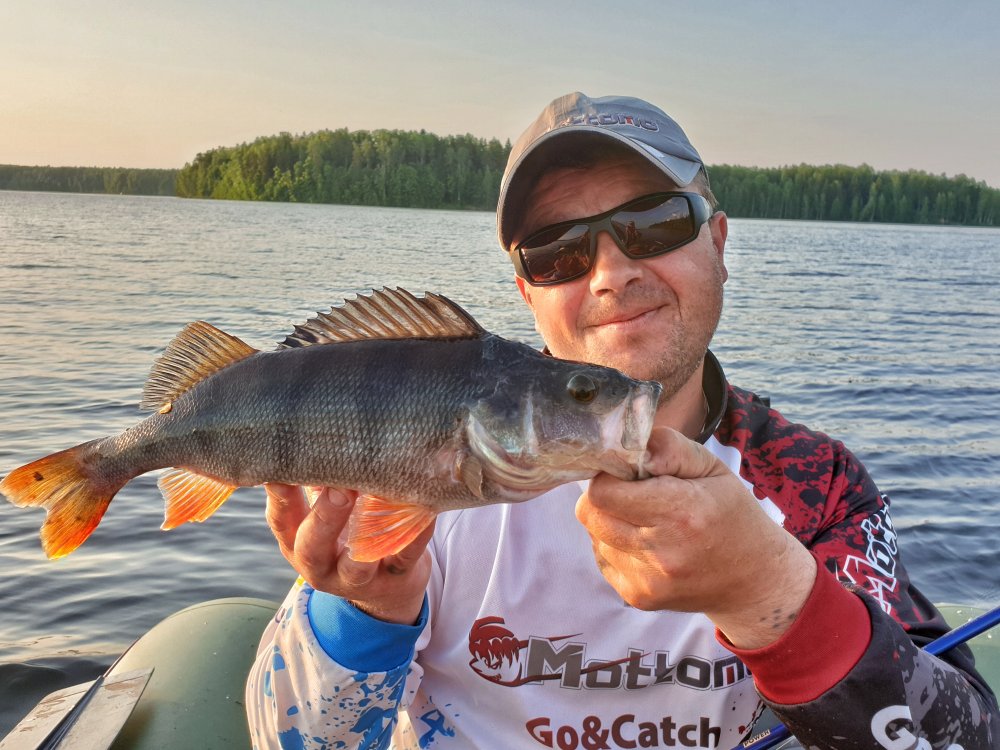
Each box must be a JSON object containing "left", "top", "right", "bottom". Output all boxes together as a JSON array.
[{"left": 696, "top": 349, "right": 728, "bottom": 445}]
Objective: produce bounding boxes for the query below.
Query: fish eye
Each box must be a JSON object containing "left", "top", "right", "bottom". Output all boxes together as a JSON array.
[{"left": 567, "top": 373, "right": 598, "bottom": 403}]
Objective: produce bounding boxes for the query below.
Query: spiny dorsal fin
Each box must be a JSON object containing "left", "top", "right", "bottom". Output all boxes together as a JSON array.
[
  {"left": 141, "top": 321, "right": 259, "bottom": 410},
  {"left": 278, "top": 288, "right": 485, "bottom": 349}
]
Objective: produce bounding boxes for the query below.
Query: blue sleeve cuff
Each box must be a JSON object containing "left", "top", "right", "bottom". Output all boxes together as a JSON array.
[{"left": 306, "top": 589, "right": 428, "bottom": 673}]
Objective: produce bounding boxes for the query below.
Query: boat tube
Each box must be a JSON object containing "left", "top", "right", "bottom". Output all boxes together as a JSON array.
[{"left": 3, "top": 599, "right": 997, "bottom": 749}]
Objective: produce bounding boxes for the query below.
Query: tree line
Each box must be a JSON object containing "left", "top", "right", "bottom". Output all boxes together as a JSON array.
[
  {"left": 3, "top": 128, "right": 999, "bottom": 226},
  {"left": 709, "top": 163, "right": 998, "bottom": 227},
  {"left": 174, "top": 129, "right": 1000, "bottom": 226},
  {"left": 0, "top": 164, "right": 176, "bottom": 196},
  {"left": 175, "top": 129, "right": 508, "bottom": 210}
]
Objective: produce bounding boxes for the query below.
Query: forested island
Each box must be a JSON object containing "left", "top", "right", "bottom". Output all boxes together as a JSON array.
[{"left": 3, "top": 127, "right": 998, "bottom": 226}]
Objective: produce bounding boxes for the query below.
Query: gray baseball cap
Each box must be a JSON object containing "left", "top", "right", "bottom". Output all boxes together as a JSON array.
[{"left": 497, "top": 92, "right": 705, "bottom": 249}]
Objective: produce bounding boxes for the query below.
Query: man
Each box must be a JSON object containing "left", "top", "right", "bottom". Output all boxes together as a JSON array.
[{"left": 246, "top": 93, "right": 998, "bottom": 749}]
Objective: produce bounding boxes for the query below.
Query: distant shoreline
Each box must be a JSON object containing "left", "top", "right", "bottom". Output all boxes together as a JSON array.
[
  {"left": 3, "top": 127, "right": 999, "bottom": 227},
  {"left": 0, "top": 164, "right": 177, "bottom": 197}
]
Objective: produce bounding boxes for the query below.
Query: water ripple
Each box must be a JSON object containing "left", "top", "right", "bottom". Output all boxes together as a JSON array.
[{"left": 0, "top": 192, "right": 998, "bottom": 734}]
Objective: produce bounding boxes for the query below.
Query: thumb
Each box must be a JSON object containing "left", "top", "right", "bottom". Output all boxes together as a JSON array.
[{"left": 642, "top": 427, "right": 728, "bottom": 480}]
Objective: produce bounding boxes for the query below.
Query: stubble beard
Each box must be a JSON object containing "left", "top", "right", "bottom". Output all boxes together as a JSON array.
[
  {"left": 587, "top": 321, "right": 712, "bottom": 400},
  {"left": 573, "top": 273, "right": 725, "bottom": 401}
]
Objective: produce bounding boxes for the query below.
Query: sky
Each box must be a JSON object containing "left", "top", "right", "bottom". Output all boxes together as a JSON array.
[{"left": 3, "top": 1, "right": 999, "bottom": 187}]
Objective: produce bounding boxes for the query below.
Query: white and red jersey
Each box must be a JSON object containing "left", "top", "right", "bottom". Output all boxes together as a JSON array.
[{"left": 246, "top": 355, "right": 998, "bottom": 749}]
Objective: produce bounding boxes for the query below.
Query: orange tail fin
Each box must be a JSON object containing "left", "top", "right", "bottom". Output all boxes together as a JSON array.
[
  {"left": 0, "top": 441, "right": 126, "bottom": 559},
  {"left": 347, "top": 495, "right": 437, "bottom": 563}
]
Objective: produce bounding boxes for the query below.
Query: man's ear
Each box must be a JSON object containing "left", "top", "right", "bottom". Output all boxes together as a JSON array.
[
  {"left": 515, "top": 275, "right": 533, "bottom": 308},
  {"left": 709, "top": 211, "right": 729, "bottom": 283}
]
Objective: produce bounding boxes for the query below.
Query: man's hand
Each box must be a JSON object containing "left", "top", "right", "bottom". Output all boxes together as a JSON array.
[
  {"left": 264, "top": 484, "right": 433, "bottom": 625},
  {"left": 576, "top": 427, "right": 816, "bottom": 649}
]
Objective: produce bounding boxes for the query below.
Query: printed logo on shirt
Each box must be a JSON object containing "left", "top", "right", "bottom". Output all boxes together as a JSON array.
[
  {"left": 467, "top": 616, "right": 749, "bottom": 691},
  {"left": 526, "top": 713, "right": 726, "bottom": 749},
  {"left": 840, "top": 501, "right": 899, "bottom": 615},
  {"left": 870, "top": 704, "right": 965, "bottom": 750}
]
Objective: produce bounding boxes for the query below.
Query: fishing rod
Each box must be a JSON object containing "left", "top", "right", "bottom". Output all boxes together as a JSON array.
[{"left": 737, "top": 603, "right": 1000, "bottom": 750}]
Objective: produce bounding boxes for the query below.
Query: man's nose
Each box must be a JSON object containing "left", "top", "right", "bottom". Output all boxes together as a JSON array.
[{"left": 588, "top": 230, "right": 642, "bottom": 294}]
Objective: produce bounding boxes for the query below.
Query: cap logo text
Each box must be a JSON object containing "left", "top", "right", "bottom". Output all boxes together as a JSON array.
[{"left": 567, "top": 113, "right": 659, "bottom": 131}]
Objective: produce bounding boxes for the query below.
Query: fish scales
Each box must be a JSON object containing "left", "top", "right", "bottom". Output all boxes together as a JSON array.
[
  {"left": 1, "top": 289, "right": 662, "bottom": 561},
  {"left": 101, "top": 338, "right": 482, "bottom": 502}
]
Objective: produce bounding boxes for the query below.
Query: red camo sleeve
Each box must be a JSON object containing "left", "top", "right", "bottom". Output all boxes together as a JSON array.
[{"left": 717, "top": 559, "right": 871, "bottom": 704}]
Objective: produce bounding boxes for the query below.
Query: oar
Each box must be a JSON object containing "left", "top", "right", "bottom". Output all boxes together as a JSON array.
[
  {"left": 737, "top": 603, "right": 1000, "bottom": 750},
  {"left": 0, "top": 639, "right": 153, "bottom": 750}
]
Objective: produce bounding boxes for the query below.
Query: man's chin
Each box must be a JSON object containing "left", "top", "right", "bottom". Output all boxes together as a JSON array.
[
  {"left": 550, "top": 337, "right": 677, "bottom": 382},
  {"left": 581, "top": 348, "right": 660, "bottom": 381},
  {"left": 587, "top": 348, "right": 700, "bottom": 399}
]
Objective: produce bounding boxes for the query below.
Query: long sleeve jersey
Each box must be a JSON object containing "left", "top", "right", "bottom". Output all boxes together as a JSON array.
[{"left": 246, "top": 355, "right": 999, "bottom": 750}]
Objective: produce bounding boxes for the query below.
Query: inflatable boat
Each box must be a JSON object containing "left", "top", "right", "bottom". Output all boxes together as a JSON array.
[{"left": 2, "top": 599, "right": 998, "bottom": 749}]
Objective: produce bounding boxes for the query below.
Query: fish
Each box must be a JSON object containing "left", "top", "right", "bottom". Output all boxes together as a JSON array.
[{"left": 0, "top": 288, "right": 662, "bottom": 562}]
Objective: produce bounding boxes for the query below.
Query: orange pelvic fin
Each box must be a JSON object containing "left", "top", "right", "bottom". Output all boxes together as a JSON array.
[
  {"left": 158, "top": 467, "right": 238, "bottom": 529},
  {"left": 347, "top": 495, "right": 436, "bottom": 563},
  {"left": 0, "top": 441, "right": 124, "bottom": 559}
]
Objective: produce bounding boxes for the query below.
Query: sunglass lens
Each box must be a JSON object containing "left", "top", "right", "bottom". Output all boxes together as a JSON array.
[
  {"left": 520, "top": 224, "right": 591, "bottom": 283},
  {"left": 612, "top": 195, "right": 694, "bottom": 257}
]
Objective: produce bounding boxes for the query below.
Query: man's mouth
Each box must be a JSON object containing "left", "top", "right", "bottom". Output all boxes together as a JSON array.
[{"left": 588, "top": 305, "right": 663, "bottom": 329}]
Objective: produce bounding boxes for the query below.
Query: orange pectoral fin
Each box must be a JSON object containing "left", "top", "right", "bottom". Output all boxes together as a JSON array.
[
  {"left": 346, "top": 495, "right": 436, "bottom": 563},
  {"left": 158, "top": 468, "right": 237, "bottom": 529}
]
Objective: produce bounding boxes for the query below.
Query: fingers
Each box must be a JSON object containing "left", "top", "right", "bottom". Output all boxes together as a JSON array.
[
  {"left": 264, "top": 483, "right": 432, "bottom": 577},
  {"left": 579, "top": 428, "right": 804, "bottom": 617},
  {"left": 264, "top": 483, "right": 310, "bottom": 561},
  {"left": 576, "top": 490, "right": 644, "bottom": 550},
  {"left": 577, "top": 484, "right": 702, "bottom": 555},
  {"left": 585, "top": 428, "right": 731, "bottom": 525},
  {"left": 294, "top": 487, "right": 364, "bottom": 583},
  {"left": 264, "top": 483, "right": 362, "bottom": 581},
  {"left": 585, "top": 470, "right": 697, "bottom": 529},
  {"left": 262, "top": 485, "right": 432, "bottom": 624},
  {"left": 588, "top": 539, "right": 656, "bottom": 610}
]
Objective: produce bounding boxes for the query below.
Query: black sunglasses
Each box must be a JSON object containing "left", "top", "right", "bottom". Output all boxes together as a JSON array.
[{"left": 511, "top": 191, "right": 713, "bottom": 286}]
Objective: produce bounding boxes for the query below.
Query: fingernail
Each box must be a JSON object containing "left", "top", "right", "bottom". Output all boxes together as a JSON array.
[{"left": 325, "top": 488, "right": 351, "bottom": 508}]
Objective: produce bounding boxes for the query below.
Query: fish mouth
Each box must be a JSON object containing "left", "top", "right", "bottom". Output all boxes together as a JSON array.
[
  {"left": 599, "top": 380, "right": 662, "bottom": 479},
  {"left": 622, "top": 381, "right": 662, "bottom": 452}
]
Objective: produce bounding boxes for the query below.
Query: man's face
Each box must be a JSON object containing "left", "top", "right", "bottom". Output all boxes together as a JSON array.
[{"left": 511, "top": 155, "right": 728, "bottom": 397}]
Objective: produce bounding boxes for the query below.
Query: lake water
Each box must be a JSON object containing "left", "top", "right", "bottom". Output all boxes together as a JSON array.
[{"left": 1, "top": 190, "right": 998, "bottom": 735}]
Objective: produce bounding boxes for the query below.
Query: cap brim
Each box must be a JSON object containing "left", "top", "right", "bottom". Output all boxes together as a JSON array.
[{"left": 497, "top": 127, "right": 702, "bottom": 249}]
